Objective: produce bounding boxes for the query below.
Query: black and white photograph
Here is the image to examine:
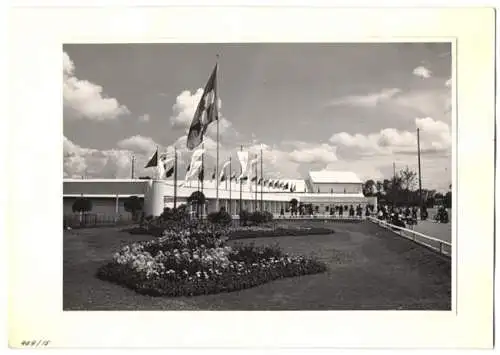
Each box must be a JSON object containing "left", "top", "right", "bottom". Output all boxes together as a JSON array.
[
  {"left": 63, "top": 42, "right": 452, "bottom": 311},
  {"left": 7, "top": 5, "right": 494, "bottom": 350}
]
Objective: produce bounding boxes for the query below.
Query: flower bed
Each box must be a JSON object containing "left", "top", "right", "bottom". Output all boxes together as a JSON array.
[{"left": 97, "top": 224, "right": 327, "bottom": 297}]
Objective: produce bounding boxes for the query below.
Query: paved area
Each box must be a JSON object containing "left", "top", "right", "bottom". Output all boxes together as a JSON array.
[
  {"left": 413, "top": 220, "right": 452, "bottom": 243},
  {"left": 64, "top": 222, "right": 451, "bottom": 311}
]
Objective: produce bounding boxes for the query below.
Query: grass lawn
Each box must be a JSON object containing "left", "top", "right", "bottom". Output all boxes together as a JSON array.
[{"left": 63, "top": 221, "right": 450, "bottom": 310}]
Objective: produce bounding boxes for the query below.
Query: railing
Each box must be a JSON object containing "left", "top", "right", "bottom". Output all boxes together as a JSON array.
[
  {"left": 63, "top": 213, "right": 134, "bottom": 229},
  {"left": 367, "top": 216, "right": 451, "bottom": 257},
  {"left": 274, "top": 214, "right": 365, "bottom": 220}
]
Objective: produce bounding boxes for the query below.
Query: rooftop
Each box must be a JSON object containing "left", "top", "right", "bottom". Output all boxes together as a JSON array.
[{"left": 308, "top": 170, "right": 363, "bottom": 184}]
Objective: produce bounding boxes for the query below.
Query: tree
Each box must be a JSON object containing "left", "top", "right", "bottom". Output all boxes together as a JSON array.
[
  {"left": 72, "top": 197, "right": 92, "bottom": 214},
  {"left": 375, "top": 180, "right": 383, "bottom": 195},
  {"left": 363, "top": 179, "right": 376, "bottom": 196},
  {"left": 400, "top": 166, "right": 417, "bottom": 191},
  {"left": 444, "top": 191, "right": 452, "bottom": 209},
  {"left": 124, "top": 196, "right": 143, "bottom": 221},
  {"left": 72, "top": 197, "right": 93, "bottom": 225},
  {"left": 188, "top": 191, "right": 206, "bottom": 218}
]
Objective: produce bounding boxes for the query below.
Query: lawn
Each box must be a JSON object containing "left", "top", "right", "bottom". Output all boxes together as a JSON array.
[{"left": 63, "top": 221, "right": 451, "bottom": 310}]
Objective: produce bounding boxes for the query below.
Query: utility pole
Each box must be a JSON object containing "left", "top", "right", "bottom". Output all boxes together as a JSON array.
[
  {"left": 260, "top": 148, "right": 263, "bottom": 211},
  {"left": 173, "top": 146, "right": 177, "bottom": 209},
  {"left": 417, "top": 128, "right": 423, "bottom": 210},
  {"left": 131, "top": 155, "right": 135, "bottom": 179},
  {"left": 255, "top": 154, "right": 258, "bottom": 211},
  {"left": 239, "top": 145, "right": 243, "bottom": 214}
]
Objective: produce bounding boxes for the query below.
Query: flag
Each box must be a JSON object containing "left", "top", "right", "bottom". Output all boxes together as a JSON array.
[
  {"left": 220, "top": 174, "right": 226, "bottom": 182},
  {"left": 268, "top": 180, "right": 274, "bottom": 187},
  {"left": 187, "top": 148, "right": 204, "bottom": 173},
  {"left": 187, "top": 64, "right": 219, "bottom": 150},
  {"left": 258, "top": 177, "right": 262, "bottom": 185},
  {"left": 145, "top": 149, "right": 158, "bottom": 168},
  {"left": 237, "top": 151, "right": 249, "bottom": 180},
  {"left": 274, "top": 181, "right": 279, "bottom": 187},
  {"left": 165, "top": 166, "right": 174, "bottom": 178},
  {"left": 251, "top": 176, "right": 257, "bottom": 182},
  {"left": 219, "top": 159, "right": 231, "bottom": 181},
  {"left": 211, "top": 169, "right": 216, "bottom": 180},
  {"left": 181, "top": 160, "right": 202, "bottom": 187},
  {"left": 284, "top": 182, "right": 289, "bottom": 189},
  {"left": 249, "top": 155, "right": 258, "bottom": 171},
  {"left": 240, "top": 176, "right": 248, "bottom": 182},
  {"left": 186, "top": 164, "right": 191, "bottom": 172}
]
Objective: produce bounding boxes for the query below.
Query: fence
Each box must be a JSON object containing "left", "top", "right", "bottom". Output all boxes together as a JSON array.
[
  {"left": 367, "top": 216, "right": 451, "bottom": 257},
  {"left": 63, "top": 213, "right": 134, "bottom": 229}
]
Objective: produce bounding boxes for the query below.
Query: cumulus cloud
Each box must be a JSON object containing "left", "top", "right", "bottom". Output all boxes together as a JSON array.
[
  {"left": 412, "top": 66, "right": 432, "bottom": 79},
  {"left": 170, "top": 89, "right": 204, "bottom": 129},
  {"left": 64, "top": 137, "right": 132, "bottom": 178},
  {"left": 117, "top": 135, "right": 159, "bottom": 154},
  {"left": 63, "top": 136, "right": 173, "bottom": 179},
  {"left": 288, "top": 143, "right": 338, "bottom": 164},
  {"left": 327, "top": 88, "right": 401, "bottom": 107},
  {"left": 330, "top": 117, "right": 451, "bottom": 157},
  {"left": 63, "top": 52, "right": 129, "bottom": 120},
  {"left": 169, "top": 89, "right": 235, "bottom": 139}
]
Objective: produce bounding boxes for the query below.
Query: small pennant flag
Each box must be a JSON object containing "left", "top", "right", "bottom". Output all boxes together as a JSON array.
[
  {"left": 284, "top": 182, "right": 289, "bottom": 189},
  {"left": 251, "top": 176, "right": 257, "bottom": 182},
  {"left": 274, "top": 181, "right": 280, "bottom": 188},
  {"left": 220, "top": 174, "right": 226, "bottom": 182},
  {"left": 211, "top": 169, "right": 216, "bottom": 180},
  {"left": 186, "top": 164, "right": 191, "bottom": 172},
  {"left": 165, "top": 166, "right": 174, "bottom": 178},
  {"left": 268, "top": 180, "right": 274, "bottom": 187},
  {"left": 145, "top": 149, "right": 158, "bottom": 168}
]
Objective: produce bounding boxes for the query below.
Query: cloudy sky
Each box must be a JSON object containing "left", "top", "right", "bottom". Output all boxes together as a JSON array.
[{"left": 63, "top": 42, "right": 452, "bottom": 191}]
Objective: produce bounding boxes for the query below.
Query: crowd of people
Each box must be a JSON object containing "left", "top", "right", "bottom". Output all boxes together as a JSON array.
[{"left": 375, "top": 204, "right": 449, "bottom": 227}]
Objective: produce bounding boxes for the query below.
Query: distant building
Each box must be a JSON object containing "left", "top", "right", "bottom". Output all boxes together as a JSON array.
[{"left": 63, "top": 170, "right": 377, "bottom": 217}]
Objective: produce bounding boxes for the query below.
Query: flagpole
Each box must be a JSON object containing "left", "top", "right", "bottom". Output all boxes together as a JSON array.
[
  {"left": 239, "top": 145, "right": 243, "bottom": 215},
  {"left": 215, "top": 54, "right": 220, "bottom": 213},
  {"left": 254, "top": 154, "right": 258, "bottom": 210},
  {"left": 260, "top": 148, "right": 263, "bottom": 211},
  {"left": 174, "top": 146, "right": 177, "bottom": 209},
  {"left": 417, "top": 128, "right": 423, "bottom": 212},
  {"left": 229, "top": 155, "right": 232, "bottom": 215}
]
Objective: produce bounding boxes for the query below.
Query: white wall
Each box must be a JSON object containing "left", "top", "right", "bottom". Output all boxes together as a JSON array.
[{"left": 311, "top": 182, "right": 362, "bottom": 194}]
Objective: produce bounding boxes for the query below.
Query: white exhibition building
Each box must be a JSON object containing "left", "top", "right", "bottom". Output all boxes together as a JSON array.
[{"left": 63, "top": 170, "right": 377, "bottom": 218}]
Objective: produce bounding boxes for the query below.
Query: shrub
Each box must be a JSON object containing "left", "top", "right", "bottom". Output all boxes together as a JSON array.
[
  {"left": 72, "top": 197, "right": 93, "bottom": 214},
  {"left": 262, "top": 211, "right": 273, "bottom": 223},
  {"left": 239, "top": 210, "right": 251, "bottom": 226},
  {"left": 124, "top": 196, "right": 143, "bottom": 221},
  {"left": 207, "top": 210, "right": 233, "bottom": 226}
]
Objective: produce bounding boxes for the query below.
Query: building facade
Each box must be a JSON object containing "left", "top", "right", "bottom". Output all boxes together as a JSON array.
[{"left": 63, "top": 170, "right": 377, "bottom": 217}]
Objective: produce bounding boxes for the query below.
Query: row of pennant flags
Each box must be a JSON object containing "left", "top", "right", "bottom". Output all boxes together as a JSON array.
[{"left": 144, "top": 146, "right": 298, "bottom": 192}]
